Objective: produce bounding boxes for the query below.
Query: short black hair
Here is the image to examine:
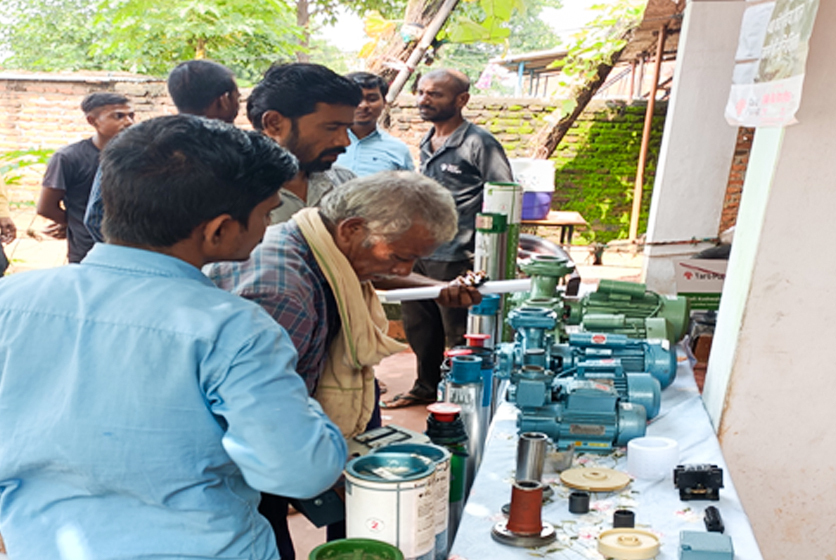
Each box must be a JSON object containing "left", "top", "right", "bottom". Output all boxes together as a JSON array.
[
  {"left": 81, "top": 93, "right": 130, "bottom": 114},
  {"left": 422, "top": 69, "right": 470, "bottom": 95},
  {"left": 346, "top": 71, "right": 389, "bottom": 98},
  {"left": 100, "top": 115, "right": 298, "bottom": 247},
  {"left": 167, "top": 60, "right": 237, "bottom": 115},
  {"left": 247, "top": 63, "right": 362, "bottom": 130}
]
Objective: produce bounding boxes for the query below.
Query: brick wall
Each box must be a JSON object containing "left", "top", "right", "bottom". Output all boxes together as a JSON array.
[
  {"left": 548, "top": 100, "right": 667, "bottom": 243},
  {"left": 0, "top": 72, "right": 175, "bottom": 204},
  {"left": 5, "top": 72, "right": 736, "bottom": 242},
  {"left": 719, "top": 127, "right": 753, "bottom": 234},
  {"left": 388, "top": 95, "right": 550, "bottom": 159}
]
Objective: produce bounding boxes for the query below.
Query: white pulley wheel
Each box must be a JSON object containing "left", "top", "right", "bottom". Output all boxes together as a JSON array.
[
  {"left": 560, "top": 467, "right": 631, "bottom": 492},
  {"left": 597, "top": 528, "right": 660, "bottom": 560}
]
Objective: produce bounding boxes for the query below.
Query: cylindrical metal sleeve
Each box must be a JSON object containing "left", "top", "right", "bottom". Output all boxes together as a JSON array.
[
  {"left": 516, "top": 432, "right": 548, "bottom": 482},
  {"left": 505, "top": 480, "right": 544, "bottom": 535},
  {"left": 613, "top": 509, "right": 635, "bottom": 528},
  {"left": 568, "top": 491, "right": 590, "bottom": 514}
]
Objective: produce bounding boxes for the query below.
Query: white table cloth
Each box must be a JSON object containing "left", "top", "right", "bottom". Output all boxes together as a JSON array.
[{"left": 449, "top": 352, "right": 762, "bottom": 560}]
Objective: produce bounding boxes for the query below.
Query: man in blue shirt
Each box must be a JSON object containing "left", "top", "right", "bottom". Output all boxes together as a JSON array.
[
  {"left": 336, "top": 72, "right": 415, "bottom": 176},
  {"left": 0, "top": 115, "right": 347, "bottom": 560}
]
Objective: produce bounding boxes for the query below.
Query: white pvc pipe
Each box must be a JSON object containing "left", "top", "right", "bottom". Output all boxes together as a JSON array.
[{"left": 378, "top": 278, "right": 531, "bottom": 303}]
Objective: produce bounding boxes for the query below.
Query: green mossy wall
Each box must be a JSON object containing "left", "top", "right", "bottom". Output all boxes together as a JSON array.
[
  {"left": 390, "top": 97, "right": 668, "bottom": 244},
  {"left": 549, "top": 100, "right": 667, "bottom": 244}
]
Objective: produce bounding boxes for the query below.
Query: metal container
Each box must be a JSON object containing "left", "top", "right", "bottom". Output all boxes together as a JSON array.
[
  {"left": 425, "top": 403, "right": 469, "bottom": 548},
  {"left": 466, "top": 294, "right": 500, "bottom": 344},
  {"left": 345, "top": 453, "right": 437, "bottom": 560},
  {"left": 483, "top": 182, "right": 523, "bottom": 343},
  {"left": 373, "top": 443, "right": 452, "bottom": 560},
  {"left": 482, "top": 182, "right": 522, "bottom": 280},
  {"left": 516, "top": 432, "right": 549, "bottom": 482},
  {"left": 439, "top": 355, "right": 487, "bottom": 499},
  {"left": 473, "top": 212, "right": 507, "bottom": 283}
]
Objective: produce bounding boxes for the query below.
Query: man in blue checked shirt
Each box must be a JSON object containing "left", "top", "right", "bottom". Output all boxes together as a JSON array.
[
  {"left": 205, "top": 171, "right": 481, "bottom": 559},
  {"left": 0, "top": 115, "right": 347, "bottom": 560},
  {"left": 336, "top": 72, "right": 415, "bottom": 177}
]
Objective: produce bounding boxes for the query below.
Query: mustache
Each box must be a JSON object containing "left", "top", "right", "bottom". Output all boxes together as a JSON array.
[{"left": 319, "top": 147, "right": 346, "bottom": 158}]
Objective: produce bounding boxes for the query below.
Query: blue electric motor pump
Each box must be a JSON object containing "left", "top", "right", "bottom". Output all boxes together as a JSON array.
[
  {"left": 496, "top": 307, "right": 665, "bottom": 418},
  {"left": 559, "top": 332, "right": 677, "bottom": 389},
  {"left": 510, "top": 364, "right": 648, "bottom": 452}
]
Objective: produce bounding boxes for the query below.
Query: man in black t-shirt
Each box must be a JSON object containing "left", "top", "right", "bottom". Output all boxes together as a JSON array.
[
  {"left": 38, "top": 93, "right": 134, "bottom": 263},
  {"left": 383, "top": 69, "right": 513, "bottom": 408}
]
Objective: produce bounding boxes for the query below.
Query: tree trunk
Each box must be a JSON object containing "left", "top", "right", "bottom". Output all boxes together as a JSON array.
[
  {"left": 529, "top": 45, "right": 626, "bottom": 159},
  {"left": 195, "top": 38, "right": 206, "bottom": 59},
  {"left": 296, "top": 0, "right": 310, "bottom": 63},
  {"left": 366, "top": 0, "right": 451, "bottom": 84}
]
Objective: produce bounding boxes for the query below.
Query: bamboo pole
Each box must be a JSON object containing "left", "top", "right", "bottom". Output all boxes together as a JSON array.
[
  {"left": 629, "top": 26, "right": 667, "bottom": 241},
  {"left": 385, "top": 0, "right": 461, "bottom": 103}
]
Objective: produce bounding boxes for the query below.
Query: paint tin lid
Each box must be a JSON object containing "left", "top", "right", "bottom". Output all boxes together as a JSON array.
[
  {"left": 346, "top": 452, "right": 435, "bottom": 482},
  {"left": 372, "top": 442, "right": 451, "bottom": 465},
  {"left": 427, "top": 402, "right": 461, "bottom": 422}
]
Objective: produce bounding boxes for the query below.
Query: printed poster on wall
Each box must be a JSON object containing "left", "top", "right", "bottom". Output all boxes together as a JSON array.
[
  {"left": 725, "top": 0, "right": 820, "bottom": 127},
  {"left": 673, "top": 259, "right": 728, "bottom": 311}
]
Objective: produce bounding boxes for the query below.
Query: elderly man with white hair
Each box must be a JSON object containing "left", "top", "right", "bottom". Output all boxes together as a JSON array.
[{"left": 205, "top": 170, "right": 481, "bottom": 559}]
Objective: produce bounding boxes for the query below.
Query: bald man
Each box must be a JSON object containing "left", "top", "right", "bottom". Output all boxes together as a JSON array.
[{"left": 384, "top": 68, "right": 513, "bottom": 409}]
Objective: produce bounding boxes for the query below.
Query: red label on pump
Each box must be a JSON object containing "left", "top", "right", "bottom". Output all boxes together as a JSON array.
[{"left": 592, "top": 334, "right": 607, "bottom": 344}]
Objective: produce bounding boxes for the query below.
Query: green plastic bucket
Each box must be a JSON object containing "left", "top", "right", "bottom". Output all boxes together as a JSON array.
[{"left": 309, "top": 538, "right": 405, "bottom": 560}]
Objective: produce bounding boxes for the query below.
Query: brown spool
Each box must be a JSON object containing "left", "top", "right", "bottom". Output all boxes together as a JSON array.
[{"left": 505, "top": 480, "right": 545, "bottom": 535}]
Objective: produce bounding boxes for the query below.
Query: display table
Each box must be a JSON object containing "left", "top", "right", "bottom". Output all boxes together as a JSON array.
[
  {"left": 521, "top": 211, "right": 588, "bottom": 245},
  {"left": 449, "top": 354, "right": 763, "bottom": 560}
]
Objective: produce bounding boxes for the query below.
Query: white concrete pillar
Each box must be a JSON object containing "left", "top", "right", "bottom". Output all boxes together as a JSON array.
[
  {"left": 706, "top": 1, "right": 836, "bottom": 556},
  {"left": 642, "top": 0, "right": 746, "bottom": 294}
]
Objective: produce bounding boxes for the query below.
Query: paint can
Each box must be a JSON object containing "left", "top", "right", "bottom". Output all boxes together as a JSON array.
[
  {"left": 373, "top": 443, "right": 452, "bottom": 560},
  {"left": 345, "top": 453, "right": 437, "bottom": 560}
]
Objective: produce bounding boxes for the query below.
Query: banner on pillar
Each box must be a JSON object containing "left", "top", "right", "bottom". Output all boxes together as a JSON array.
[{"left": 725, "top": 0, "right": 820, "bottom": 127}]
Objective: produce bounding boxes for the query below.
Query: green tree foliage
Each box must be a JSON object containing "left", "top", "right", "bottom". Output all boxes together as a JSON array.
[
  {"left": 551, "top": 0, "right": 645, "bottom": 88},
  {"left": 0, "top": 0, "right": 403, "bottom": 80},
  {"left": 433, "top": 0, "right": 562, "bottom": 94},
  {"left": 307, "top": 0, "right": 406, "bottom": 27},
  {"left": 91, "top": 0, "right": 300, "bottom": 81},
  {"left": 0, "top": 0, "right": 102, "bottom": 71}
]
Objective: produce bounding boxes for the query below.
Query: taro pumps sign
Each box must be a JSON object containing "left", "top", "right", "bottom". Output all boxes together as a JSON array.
[{"left": 674, "top": 259, "right": 729, "bottom": 311}]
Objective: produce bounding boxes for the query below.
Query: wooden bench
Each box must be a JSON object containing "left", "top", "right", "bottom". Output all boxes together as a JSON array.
[{"left": 521, "top": 210, "right": 588, "bottom": 245}]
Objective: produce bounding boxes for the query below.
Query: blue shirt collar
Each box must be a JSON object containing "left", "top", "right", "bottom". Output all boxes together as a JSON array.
[
  {"left": 348, "top": 127, "right": 382, "bottom": 143},
  {"left": 82, "top": 243, "right": 217, "bottom": 287}
]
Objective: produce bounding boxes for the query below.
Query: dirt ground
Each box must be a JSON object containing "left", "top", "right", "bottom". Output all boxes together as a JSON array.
[{"left": 3, "top": 206, "right": 69, "bottom": 273}]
